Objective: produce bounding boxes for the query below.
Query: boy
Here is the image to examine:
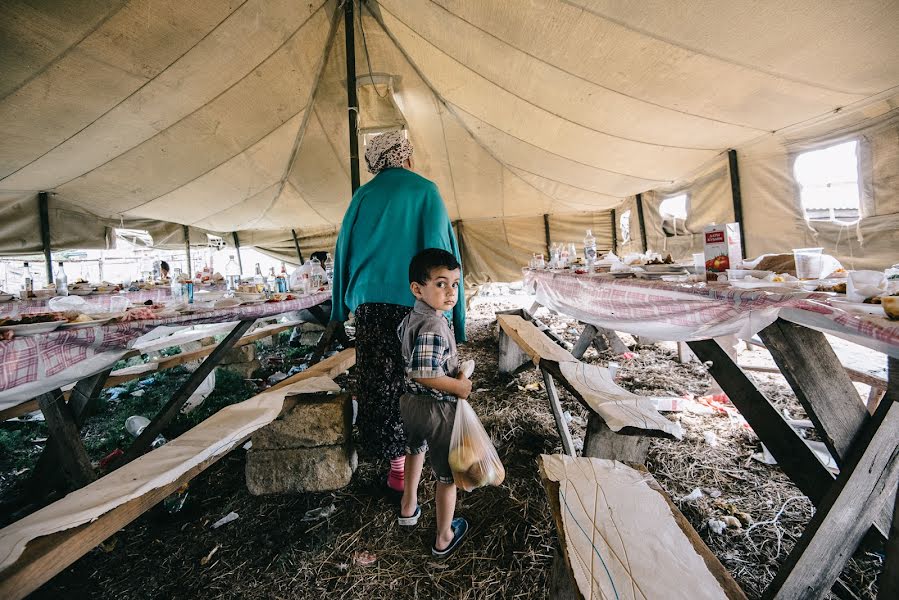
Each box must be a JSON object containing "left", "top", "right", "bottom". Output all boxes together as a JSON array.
[{"left": 396, "top": 248, "right": 472, "bottom": 557}]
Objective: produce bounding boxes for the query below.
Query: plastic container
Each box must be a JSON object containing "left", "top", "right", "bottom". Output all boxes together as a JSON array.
[{"left": 792, "top": 247, "right": 823, "bottom": 280}]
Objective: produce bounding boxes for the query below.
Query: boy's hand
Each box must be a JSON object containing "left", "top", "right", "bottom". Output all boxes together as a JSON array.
[{"left": 455, "top": 372, "right": 472, "bottom": 399}]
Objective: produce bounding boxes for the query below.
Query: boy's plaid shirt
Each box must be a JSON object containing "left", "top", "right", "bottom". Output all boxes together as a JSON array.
[{"left": 404, "top": 332, "right": 457, "bottom": 402}]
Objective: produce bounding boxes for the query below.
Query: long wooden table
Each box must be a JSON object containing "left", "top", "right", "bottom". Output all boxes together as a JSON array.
[{"left": 525, "top": 269, "right": 899, "bottom": 599}]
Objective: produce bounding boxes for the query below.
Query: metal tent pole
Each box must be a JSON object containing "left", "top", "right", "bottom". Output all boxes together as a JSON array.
[
  {"left": 610, "top": 209, "right": 617, "bottom": 254},
  {"left": 38, "top": 191, "right": 53, "bottom": 284},
  {"left": 291, "top": 229, "right": 304, "bottom": 264},
  {"left": 183, "top": 225, "right": 192, "bottom": 276},
  {"left": 635, "top": 193, "right": 648, "bottom": 252},
  {"left": 728, "top": 149, "right": 747, "bottom": 259},
  {"left": 345, "top": 0, "right": 360, "bottom": 192},
  {"left": 231, "top": 232, "right": 244, "bottom": 274}
]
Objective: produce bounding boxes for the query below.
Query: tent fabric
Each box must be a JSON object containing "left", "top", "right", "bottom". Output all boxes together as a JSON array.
[{"left": 1, "top": 0, "right": 898, "bottom": 277}]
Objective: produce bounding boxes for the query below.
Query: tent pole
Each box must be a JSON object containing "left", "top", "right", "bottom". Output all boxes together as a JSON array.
[
  {"left": 728, "top": 149, "right": 747, "bottom": 259},
  {"left": 231, "top": 232, "right": 244, "bottom": 274},
  {"left": 291, "top": 229, "right": 304, "bottom": 263},
  {"left": 610, "top": 209, "right": 617, "bottom": 255},
  {"left": 183, "top": 225, "right": 192, "bottom": 276},
  {"left": 344, "top": 0, "right": 360, "bottom": 192},
  {"left": 635, "top": 193, "right": 648, "bottom": 252},
  {"left": 38, "top": 191, "right": 53, "bottom": 285},
  {"left": 543, "top": 213, "right": 551, "bottom": 257}
]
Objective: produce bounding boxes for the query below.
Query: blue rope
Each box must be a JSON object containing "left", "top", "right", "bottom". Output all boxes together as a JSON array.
[{"left": 559, "top": 488, "right": 621, "bottom": 600}]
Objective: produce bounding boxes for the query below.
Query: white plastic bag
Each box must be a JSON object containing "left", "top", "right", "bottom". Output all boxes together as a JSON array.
[{"left": 448, "top": 399, "right": 505, "bottom": 492}]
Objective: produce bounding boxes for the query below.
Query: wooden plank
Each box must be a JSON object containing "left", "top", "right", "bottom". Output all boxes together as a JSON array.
[
  {"left": 687, "top": 339, "right": 836, "bottom": 502},
  {"left": 269, "top": 348, "right": 356, "bottom": 392},
  {"left": 583, "top": 413, "right": 650, "bottom": 463},
  {"left": 592, "top": 327, "right": 630, "bottom": 355},
  {"left": 766, "top": 397, "right": 899, "bottom": 600},
  {"left": 498, "top": 324, "right": 531, "bottom": 374},
  {"left": 69, "top": 369, "right": 113, "bottom": 428},
  {"left": 880, "top": 481, "right": 899, "bottom": 600},
  {"left": 36, "top": 391, "right": 95, "bottom": 490},
  {"left": 541, "top": 368, "right": 576, "bottom": 457},
  {"left": 0, "top": 438, "right": 249, "bottom": 600},
  {"left": 759, "top": 319, "right": 868, "bottom": 464},
  {"left": 0, "top": 400, "right": 38, "bottom": 422},
  {"left": 745, "top": 337, "right": 887, "bottom": 389},
  {"left": 113, "top": 320, "right": 256, "bottom": 468},
  {"left": 496, "top": 314, "right": 575, "bottom": 365}
]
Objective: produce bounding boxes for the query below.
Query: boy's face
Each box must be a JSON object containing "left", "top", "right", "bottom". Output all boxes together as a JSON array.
[{"left": 411, "top": 267, "right": 461, "bottom": 312}]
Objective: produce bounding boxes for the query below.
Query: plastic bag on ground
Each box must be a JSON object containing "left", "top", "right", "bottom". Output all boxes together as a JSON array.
[{"left": 448, "top": 399, "right": 505, "bottom": 492}]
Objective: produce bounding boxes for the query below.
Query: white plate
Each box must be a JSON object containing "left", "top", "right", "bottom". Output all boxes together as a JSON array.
[
  {"left": 643, "top": 264, "right": 686, "bottom": 272},
  {"left": 0, "top": 320, "right": 68, "bottom": 336},
  {"left": 57, "top": 317, "right": 115, "bottom": 330},
  {"left": 829, "top": 299, "right": 886, "bottom": 317},
  {"left": 729, "top": 280, "right": 801, "bottom": 290},
  {"left": 0, "top": 294, "right": 13, "bottom": 303}
]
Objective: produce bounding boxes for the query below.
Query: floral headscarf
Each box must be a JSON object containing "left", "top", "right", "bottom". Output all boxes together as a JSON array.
[{"left": 364, "top": 130, "right": 413, "bottom": 175}]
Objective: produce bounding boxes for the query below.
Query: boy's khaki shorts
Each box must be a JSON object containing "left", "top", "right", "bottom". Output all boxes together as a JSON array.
[{"left": 399, "top": 393, "right": 457, "bottom": 484}]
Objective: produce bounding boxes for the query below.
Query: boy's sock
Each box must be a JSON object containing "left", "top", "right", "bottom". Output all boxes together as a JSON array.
[{"left": 387, "top": 456, "right": 405, "bottom": 492}]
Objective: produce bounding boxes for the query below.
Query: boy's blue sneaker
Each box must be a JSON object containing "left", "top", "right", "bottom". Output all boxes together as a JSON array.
[
  {"left": 431, "top": 517, "right": 468, "bottom": 558},
  {"left": 397, "top": 505, "right": 421, "bottom": 527}
]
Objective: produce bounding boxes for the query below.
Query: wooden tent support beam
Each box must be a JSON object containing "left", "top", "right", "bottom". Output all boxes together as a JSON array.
[
  {"left": 291, "top": 229, "right": 304, "bottom": 264},
  {"left": 112, "top": 319, "right": 257, "bottom": 469},
  {"left": 231, "top": 232, "right": 244, "bottom": 274},
  {"left": 182, "top": 225, "right": 192, "bottom": 275},
  {"left": 38, "top": 191, "right": 53, "bottom": 285},
  {"left": 728, "top": 149, "right": 747, "bottom": 259},
  {"left": 610, "top": 208, "right": 617, "bottom": 255},
  {"left": 344, "top": 0, "right": 360, "bottom": 192},
  {"left": 635, "top": 193, "right": 648, "bottom": 252},
  {"left": 583, "top": 412, "right": 650, "bottom": 463}
]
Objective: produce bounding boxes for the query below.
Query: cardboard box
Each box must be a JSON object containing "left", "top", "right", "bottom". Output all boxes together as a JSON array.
[{"left": 703, "top": 223, "right": 742, "bottom": 278}]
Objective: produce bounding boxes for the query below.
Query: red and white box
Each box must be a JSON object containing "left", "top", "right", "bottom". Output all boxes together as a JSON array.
[{"left": 703, "top": 223, "right": 742, "bottom": 279}]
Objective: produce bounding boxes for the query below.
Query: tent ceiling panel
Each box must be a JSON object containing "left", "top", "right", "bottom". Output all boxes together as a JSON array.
[
  {"left": 420, "top": 0, "right": 869, "bottom": 130},
  {"left": 0, "top": 0, "right": 126, "bottom": 99},
  {"left": 0, "top": 0, "right": 241, "bottom": 179},
  {"left": 507, "top": 167, "right": 620, "bottom": 213},
  {"left": 0, "top": 0, "right": 330, "bottom": 193},
  {"left": 570, "top": 0, "right": 899, "bottom": 94}
]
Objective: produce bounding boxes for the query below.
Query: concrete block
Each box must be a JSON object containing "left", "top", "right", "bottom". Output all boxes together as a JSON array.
[
  {"left": 253, "top": 394, "right": 350, "bottom": 449},
  {"left": 216, "top": 360, "right": 260, "bottom": 379},
  {"left": 221, "top": 344, "right": 256, "bottom": 364},
  {"left": 246, "top": 445, "right": 357, "bottom": 494}
]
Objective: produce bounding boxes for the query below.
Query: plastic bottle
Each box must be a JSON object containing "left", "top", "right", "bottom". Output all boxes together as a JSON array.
[
  {"left": 124, "top": 415, "right": 166, "bottom": 448},
  {"left": 559, "top": 244, "right": 569, "bottom": 268},
  {"left": 277, "top": 263, "right": 288, "bottom": 293},
  {"left": 253, "top": 263, "right": 265, "bottom": 294},
  {"left": 54, "top": 262, "right": 68, "bottom": 296},
  {"left": 23, "top": 262, "right": 33, "bottom": 298},
  {"left": 549, "top": 243, "right": 560, "bottom": 268},
  {"left": 584, "top": 229, "right": 597, "bottom": 266},
  {"left": 309, "top": 257, "right": 324, "bottom": 290},
  {"left": 267, "top": 267, "right": 277, "bottom": 294},
  {"left": 171, "top": 268, "right": 183, "bottom": 298},
  {"left": 324, "top": 253, "right": 334, "bottom": 281},
  {"left": 224, "top": 255, "right": 240, "bottom": 291}
]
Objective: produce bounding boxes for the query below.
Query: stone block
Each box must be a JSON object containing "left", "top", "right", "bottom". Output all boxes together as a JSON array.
[
  {"left": 216, "top": 360, "right": 260, "bottom": 379},
  {"left": 301, "top": 321, "right": 326, "bottom": 332},
  {"left": 252, "top": 393, "right": 350, "bottom": 449},
  {"left": 246, "top": 445, "right": 357, "bottom": 494},
  {"left": 221, "top": 344, "right": 256, "bottom": 364},
  {"left": 299, "top": 330, "right": 323, "bottom": 347}
]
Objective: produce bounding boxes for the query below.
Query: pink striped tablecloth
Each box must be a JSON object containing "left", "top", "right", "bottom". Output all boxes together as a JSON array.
[
  {"left": 0, "top": 291, "right": 331, "bottom": 397},
  {"left": 0, "top": 288, "right": 176, "bottom": 317},
  {"left": 524, "top": 270, "right": 899, "bottom": 357}
]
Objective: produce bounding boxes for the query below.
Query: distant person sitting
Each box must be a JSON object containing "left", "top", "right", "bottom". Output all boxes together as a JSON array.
[
  {"left": 310, "top": 251, "right": 328, "bottom": 265},
  {"left": 160, "top": 261, "right": 170, "bottom": 279}
]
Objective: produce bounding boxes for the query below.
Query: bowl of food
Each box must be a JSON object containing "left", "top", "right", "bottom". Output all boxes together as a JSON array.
[{"left": 882, "top": 296, "right": 899, "bottom": 320}]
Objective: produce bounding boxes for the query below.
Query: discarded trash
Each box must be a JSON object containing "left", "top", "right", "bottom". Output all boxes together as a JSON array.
[
  {"left": 654, "top": 397, "right": 686, "bottom": 412},
  {"left": 302, "top": 504, "right": 337, "bottom": 521},
  {"left": 163, "top": 483, "right": 189, "bottom": 514},
  {"left": 475, "top": 387, "right": 488, "bottom": 393},
  {"left": 106, "top": 387, "right": 128, "bottom": 400},
  {"left": 99, "top": 538, "right": 118, "bottom": 553},
  {"left": 705, "top": 488, "right": 722, "bottom": 498},
  {"left": 267, "top": 371, "right": 288, "bottom": 385},
  {"left": 607, "top": 361, "right": 620, "bottom": 379},
  {"left": 703, "top": 431, "right": 718, "bottom": 447},
  {"left": 572, "top": 437, "right": 584, "bottom": 452},
  {"left": 734, "top": 511, "right": 753, "bottom": 526},
  {"left": 563, "top": 411, "right": 573, "bottom": 424},
  {"left": 352, "top": 550, "right": 377, "bottom": 566},
  {"left": 200, "top": 544, "right": 220, "bottom": 566},
  {"left": 243, "top": 441, "right": 253, "bottom": 450},
  {"left": 622, "top": 352, "right": 637, "bottom": 360},
  {"left": 753, "top": 441, "right": 838, "bottom": 473},
  {"left": 130, "top": 389, "right": 145, "bottom": 398},
  {"left": 707, "top": 519, "right": 727, "bottom": 534},
  {"left": 211, "top": 511, "right": 239, "bottom": 529},
  {"left": 722, "top": 516, "right": 742, "bottom": 529},
  {"left": 681, "top": 488, "right": 704, "bottom": 503},
  {"left": 125, "top": 415, "right": 151, "bottom": 437},
  {"left": 523, "top": 381, "right": 541, "bottom": 391},
  {"left": 99, "top": 448, "right": 123, "bottom": 470},
  {"left": 287, "top": 364, "right": 309, "bottom": 376},
  {"left": 351, "top": 398, "right": 358, "bottom": 425}
]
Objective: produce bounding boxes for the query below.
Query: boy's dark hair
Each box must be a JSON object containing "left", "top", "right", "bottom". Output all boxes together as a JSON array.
[
  {"left": 409, "top": 248, "right": 461, "bottom": 284},
  {"left": 310, "top": 251, "right": 328, "bottom": 264}
]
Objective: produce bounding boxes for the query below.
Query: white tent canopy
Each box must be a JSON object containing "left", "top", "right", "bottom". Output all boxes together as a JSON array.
[{"left": 2, "top": 0, "right": 898, "bottom": 280}]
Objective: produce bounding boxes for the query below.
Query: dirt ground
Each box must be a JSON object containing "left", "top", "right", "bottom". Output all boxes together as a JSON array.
[{"left": 3, "top": 286, "right": 887, "bottom": 599}]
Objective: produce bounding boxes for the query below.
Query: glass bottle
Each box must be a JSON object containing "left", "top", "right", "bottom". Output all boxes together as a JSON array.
[
  {"left": 324, "top": 253, "right": 334, "bottom": 281},
  {"left": 253, "top": 263, "right": 265, "bottom": 293},
  {"left": 224, "top": 255, "right": 240, "bottom": 291},
  {"left": 23, "top": 261, "right": 33, "bottom": 298},
  {"left": 584, "top": 229, "right": 597, "bottom": 266},
  {"left": 55, "top": 262, "right": 68, "bottom": 296}
]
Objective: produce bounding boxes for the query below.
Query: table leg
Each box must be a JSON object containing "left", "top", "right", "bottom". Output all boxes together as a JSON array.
[
  {"left": 310, "top": 320, "right": 351, "bottom": 364},
  {"left": 35, "top": 390, "right": 96, "bottom": 490},
  {"left": 758, "top": 318, "right": 868, "bottom": 465},
  {"left": 112, "top": 319, "right": 256, "bottom": 469},
  {"left": 540, "top": 366, "right": 576, "bottom": 457}
]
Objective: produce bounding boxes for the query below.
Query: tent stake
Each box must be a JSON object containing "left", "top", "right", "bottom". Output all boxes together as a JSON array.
[
  {"left": 291, "top": 229, "right": 304, "bottom": 264},
  {"left": 610, "top": 209, "right": 617, "bottom": 254},
  {"left": 183, "top": 225, "right": 192, "bottom": 276},
  {"left": 38, "top": 191, "right": 53, "bottom": 285},
  {"left": 231, "top": 232, "right": 244, "bottom": 274},
  {"left": 635, "top": 193, "right": 648, "bottom": 252},
  {"left": 728, "top": 149, "right": 747, "bottom": 259},
  {"left": 344, "top": 0, "right": 360, "bottom": 192}
]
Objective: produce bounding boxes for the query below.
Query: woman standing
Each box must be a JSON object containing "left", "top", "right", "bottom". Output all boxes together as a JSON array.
[{"left": 330, "top": 131, "right": 465, "bottom": 493}]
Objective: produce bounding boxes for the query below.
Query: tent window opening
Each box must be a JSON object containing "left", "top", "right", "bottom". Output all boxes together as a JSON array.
[
  {"left": 620, "top": 210, "right": 631, "bottom": 244},
  {"left": 794, "top": 140, "right": 861, "bottom": 223},
  {"left": 659, "top": 194, "right": 687, "bottom": 237}
]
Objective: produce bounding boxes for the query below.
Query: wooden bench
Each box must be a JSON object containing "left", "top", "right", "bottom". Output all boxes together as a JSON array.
[
  {"left": 0, "top": 373, "right": 352, "bottom": 600},
  {"left": 539, "top": 454, "right": 747, "bottom": 600},
  {"left": 497, "top": 310, "right": 682, "bottom": 463}
]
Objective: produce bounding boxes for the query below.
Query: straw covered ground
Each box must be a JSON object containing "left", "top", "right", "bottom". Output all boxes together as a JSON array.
[{"left": 2, "top": 290, "right": 885, "bottom": 599}]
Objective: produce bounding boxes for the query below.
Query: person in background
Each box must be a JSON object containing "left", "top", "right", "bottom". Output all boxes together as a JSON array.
[
  {"left": 310, "top": 251, "right": 328, "bottom": 265},
  {"left": 159, "top": 261, "right": 170, "bottom": 279},
  {"left": 330, "top": 130, "right": 465, "bottom": 495}
]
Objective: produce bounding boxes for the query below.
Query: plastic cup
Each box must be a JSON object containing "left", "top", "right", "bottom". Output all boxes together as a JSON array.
[{"left": 792, "top": 247, "right": 823, "bottom": 280}]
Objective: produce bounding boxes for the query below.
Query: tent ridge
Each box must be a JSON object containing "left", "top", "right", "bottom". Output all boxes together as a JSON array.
[
  {"left": 378, "top": 3, "right": 728, "bottom": 152},
  {"left": 403, "top": 0, "right": 770, "bottom": 133}
]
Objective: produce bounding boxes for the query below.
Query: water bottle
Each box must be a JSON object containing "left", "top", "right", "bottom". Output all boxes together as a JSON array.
[
  {"left": 185, "top": 280, "right": 194, "bottom": 304},
  {"left": 584, "top": 229, "right": 597, "bottom": 266},
  {"left": 253, "top": 263, "right": 266, "bottom": 294},
  {"left": 23, "top": 261, "right": 33, "bottom": 298},
  {"left": 55, "top": 262, "right": 68, "bottom": 296},
  {"left": 559, "top": 244, "right": 570, "bottom": 268},
  {"left": 224, "top": 255, "right": 241, "bottom": 291},
  {"left": 171, "top": 268, "right": 183, "bottom": 298},
  {"left": 324, "top": 253, "right": 334, "bottom": 281}
]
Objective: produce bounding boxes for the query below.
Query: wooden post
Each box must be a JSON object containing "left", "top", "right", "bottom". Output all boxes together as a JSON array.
[
  {"left": 344, "top": 0, "right": 360, "bottom": 192},
  {"left": 291, "top": 229, "right": 304, "bottom": 264},
  {"left": 38, "top": 191, "right": 53, "bottom": 285},
  {"left": 635, "top": 193, "right": 648, "bottom": 252},
  {"left": 36, "top": 391, "right": 95, "bottom": 489},
  {"left": 182, "top": 225, "right": 192, "bottom": 276},
  {"left": 583, "top": 412, "right": 650, "bottom": 463},
  {"left": 571, "top": 324, "right": 598, "bottom": 360},
  {"left": 541, "top": 367, "right": 577, "bottom": 457},
  {"left": 728, "top": 149, "right": 747, "bottom": 259},
  {"left": 231, "top": 232, "right": 244, "bottom": 274},
  {"left": 543, "top": 213, "right": 551, "bottom": 257},
  {"left": 610, "top": 208, "right": 617, "bottom": 254}
]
